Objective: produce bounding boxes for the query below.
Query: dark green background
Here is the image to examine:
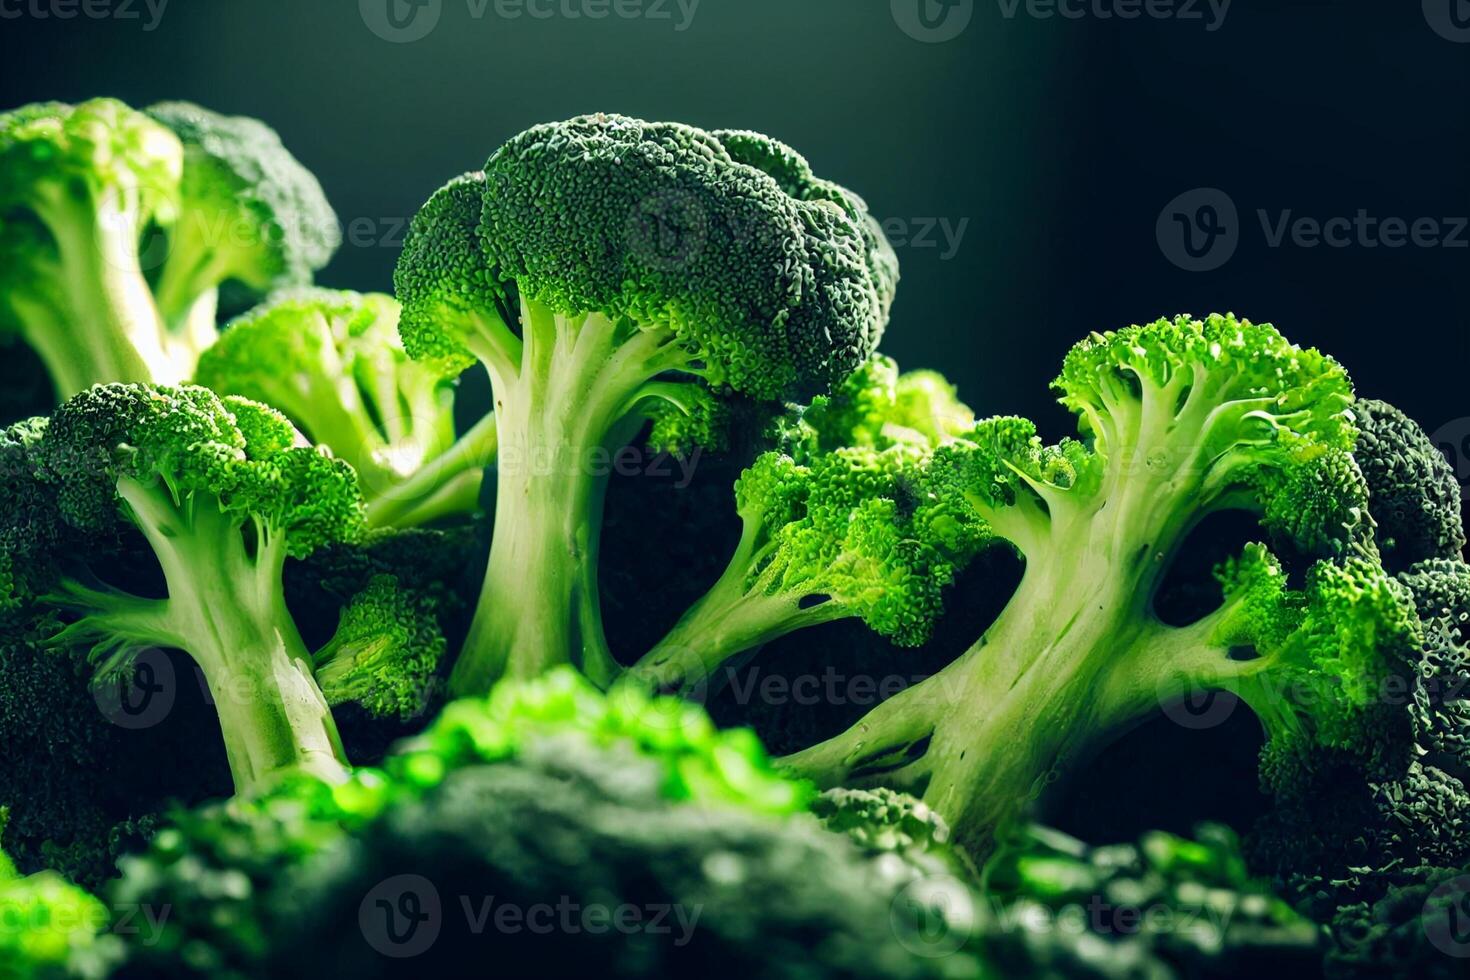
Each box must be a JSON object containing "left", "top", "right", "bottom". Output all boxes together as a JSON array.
[{"left": 4, "top": 0, "right": 1467, "bottom": 439}]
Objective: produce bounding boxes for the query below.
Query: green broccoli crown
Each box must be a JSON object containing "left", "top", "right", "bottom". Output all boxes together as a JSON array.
[
  {"left": 313, "top": 573, "right": 446, "bottom": 722},
  {"left": 392, "top": 667, "right": 811, "bottom": 815},
  {"left": 145, "top": 101, "right": 339, "bottom": 290},
  {"left": 34, "top": 383, "right": 362, "bottom": 557},
  {"left": 1215, "top": 546, "right": 1424, "bottom": 794},
  {"left": 783, "top": 354, "right": 975, "bottom": 457},
  {"left": 196, "top": 288, "right": 453, "bottom": 484},
  {"left": 812, "top": 786, "right": 953, "bottom": 857},
  {"left": 733, "top": 444, "right": 979, "bottom": 645},
  {"left": 0, "top": 98, "right": 181, "bottom": 225},
  {"left": 0, "top": 418, "right": 73, "bottom": 611},
  {"left": 0, "top": 815, "right": 116, "bottom": 976},
  {"left": 393, "top": 171, "right": 501, "bottom": 376},
  {"left": 1352, "top": 398, "right": 1466, "bottom": 571},
  {"left": 1399, "top": 558, "right": 1470, "bottom": 643},
  {"left": 397, "top": 116, "right": 895, "bottom": 398}
]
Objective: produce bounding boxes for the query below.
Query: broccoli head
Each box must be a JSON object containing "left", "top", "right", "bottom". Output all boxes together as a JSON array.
[
  {"left": 195, "top": 288, "right": 496, "bottom": 528},
  {"left": 394, "top": 115, "right": 898, "bottom": 692}
]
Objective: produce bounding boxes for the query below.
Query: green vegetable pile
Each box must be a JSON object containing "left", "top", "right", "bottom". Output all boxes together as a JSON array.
[{"left": 0, "top": 98, "right": 1464, "bottom": 978}]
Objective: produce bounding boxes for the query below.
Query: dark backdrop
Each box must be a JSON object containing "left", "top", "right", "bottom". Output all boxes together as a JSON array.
[{"left": 5, "top": 0, "right": 1466, "bottom": 439}]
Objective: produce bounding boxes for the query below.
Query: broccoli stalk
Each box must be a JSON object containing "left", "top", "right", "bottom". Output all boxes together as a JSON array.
[
  {"left": 7, "top": 385, "right": 365, "bottom": 792},
  {"left": 194, "top": 289, "right": 498, "bottom": 529},
  {"left": 394, "top": 115, "right": 898, "bottom": 694},
  {"left": 0, "top": 98, "right": 339, "bottom": 399},
  {"left": 144, "top": 101, "right": 340, "bottom": 373},
  {"left": 631, "top": 356, "right": 981, "bottom": 694},
  {"left": 0, "top": 99, "right": 182, "bottom": 394},
  {"left": 780, "top": 314, "right": 1399, "bottom": 856}
]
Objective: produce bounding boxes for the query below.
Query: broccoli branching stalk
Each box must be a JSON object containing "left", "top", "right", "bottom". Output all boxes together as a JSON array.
[
  {"left": 195, "top": 289, "right": 497, "bottom": 528},
  {"left": 395, "top": 115, "right": 897, "bottom": 692},
  {"left": 630, "top": 355, "right": 981, "bottom": 694},
  {"left": 1, "top": 384, "right": 365, "bottom": 791},
  {"left": 780, "top": 314, "right": 1406, "bottom": 857},
  {"left": 0, "top": 98, "right": 337, "bottom": 398}
]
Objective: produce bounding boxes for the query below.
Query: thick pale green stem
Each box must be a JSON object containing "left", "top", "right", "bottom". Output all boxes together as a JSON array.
[
  {"left": 117, "top": 478, "right": 348, "bottom": 791},
  {"left": 364, "top": 411, "right": 499, "bottom": 529},
  {"left": 32, "top": 192, "right": 177, "bottom": 393},
  {"left": 450, "top": 301, "right": 688, "bottom": 694}
]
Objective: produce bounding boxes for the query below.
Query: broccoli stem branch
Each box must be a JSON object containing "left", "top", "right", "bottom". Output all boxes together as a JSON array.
[
  {"left": 451, "top": 300, "right": 685, "bottom": 693},
  {"left": 115, "top": 476, "right": 348, "bottom": 791},
  {"left": 29, "top": 189, "right": 177, "bottom": 393},
  {"left": 364, "top": 410, "right": 499, "bottom": 529},
  {"left": 629, "top": 521, "right": 849, "bottom": 694}
]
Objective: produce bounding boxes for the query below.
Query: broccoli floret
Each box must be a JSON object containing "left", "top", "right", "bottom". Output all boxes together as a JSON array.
[
  {"left": 313, "top": 574, "right": 446, "bottom": 723},
  {"left": 0, "top": 99, "right": 181, "bottom": 395},
  {"left": 3, "top": 384, "right": 364, "bottom": 793},
  {"left": 0, "top": 810, "right": 120, "bottom": 980},
  {"left": 628, "top": 358, "right": 983, "bottom": 693},
  {"left": 812, "top": 786, "right": 956, "bottom": 864},
  {"left": 0, "top": 98, "right": 338, "bottom": 399},
  {"left": 780, "top": 314, "right": 1401, "bottom": 855},
  {"left": 394, "top": 115, "right": 897, "bottom": 692},
  {"left": 984, "top": 822, "right": 1322, "bottom": 977},
  {"left": 195, "top": 288, "right": 496, "bottom": 528},
  {"left": 145, "top": 102, "right": 339, "bottom": 372},
  {"left": 1352, "top": 398, "right": 1466, "bottom": 572}
]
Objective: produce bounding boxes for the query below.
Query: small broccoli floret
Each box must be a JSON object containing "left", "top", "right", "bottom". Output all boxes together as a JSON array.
[
  {"left": 812, "top": 787, "right": 955, "bottom": 863},
  {"left": 196, "top": 288, "right": 496, "bottom": 528},
  {"left": 0, "top": 811, "right": 119, "bottom": 979},
  {"left": 985, "top": 822, "right": 1322, "bottom": 976},
  {"left": 781, "top": 315, "right": 1386, "bottom": 855},
  {"left": 394, "top": 115, "right": 897, "bottom": 693},
  {"left": 4, "top": 383, "right": 364, "bottom": 793},
  {"left": 629, "top": 358, "right": 981, "bottom": 694},
  {"left": 1352, "top": 398, "right": 1466, "bottom": 571},
  {"left": 313, "top": 574, "right": 446, "bottom": 722},
  {"left": 0, "top": 99, "right": 182, "bottom": 395},
  {"left": 145, "top": 101, "right": 339, "bottom": 372}
]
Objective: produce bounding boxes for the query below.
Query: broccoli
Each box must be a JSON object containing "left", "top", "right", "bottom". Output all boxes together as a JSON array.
[
  {"left": 0, "top": 810, "right": 120, "bottom": 980},
  {"left": 779, "top": 314, "right": 1411, "bottom": 856},
  {"left": 1352, "top": 398, "right": 1466, "bottom": 572},
  {"left": 0, "top": 98, "right": 337, "bottom": 399},
  {"left": 0, "top": 99, "right": 181, "bottom": 395},
  {"left": 983, "top": 821, "right": 1323, "bottom": 978},
  {"left": 1, "top": 384, "right": 363, "bottom": 792},
  {"left": 194, "top": 289, "right": 497, "bottom": 528},
  {"left": 144, "top": 101, "right": 339, "bottom": 370},
  {"left": 313, "top": 573, "right": 446, "bottom": 722},
  {"left": 393, "top": 114, "right": 897, "bottom": 692},
  {"left": 629, "top": 356, "right": 983, "bottom": 694}
]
